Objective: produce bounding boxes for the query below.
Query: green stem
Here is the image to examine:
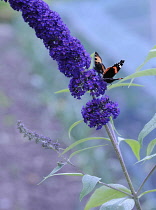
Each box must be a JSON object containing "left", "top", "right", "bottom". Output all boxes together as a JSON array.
[
  {"left": 104, "top": 122, "right": 142, "bottom": 210},
  {"left": 99, "top": 181, "right": 133, "bottom": 197},
  {"left": 137, "top": 165, "right": 156, "bottom": 195}
]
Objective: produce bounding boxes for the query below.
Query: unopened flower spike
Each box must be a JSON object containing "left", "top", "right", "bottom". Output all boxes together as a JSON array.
[{"left": 17, "top": 121, "right": 60, "bottom": 151}]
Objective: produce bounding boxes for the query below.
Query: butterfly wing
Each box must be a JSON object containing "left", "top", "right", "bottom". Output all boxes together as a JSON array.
[
  {"left": 94, "top": 52, "right": 106, "bottom": 74},
  {"left": 94, "top": 51, "right": 124, "bottom": 84},
  {"left": 103, "top": 60, "right": 124, "bottom": 83},
  {"left": 103, "top": 77, "right": 123, "bottom": 83}
]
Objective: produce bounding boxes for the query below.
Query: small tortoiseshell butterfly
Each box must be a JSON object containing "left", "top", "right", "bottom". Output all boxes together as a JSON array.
[{"left": 94, "top": 52, "right": 124, "bottom": 83}]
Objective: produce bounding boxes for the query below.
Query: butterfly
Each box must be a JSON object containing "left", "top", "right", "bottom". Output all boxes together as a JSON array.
[{"left": 94, "top": 52, "right": 124, "bottom": 83}]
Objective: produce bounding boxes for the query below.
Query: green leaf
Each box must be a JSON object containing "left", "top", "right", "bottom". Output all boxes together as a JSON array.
[
  {"left": 54, "top": 89, "right": 69, "bottom": 94},
  {"left": 38, "top": 162, "right": 66, "bottom": 184},
  {"left": 110, "top": 116, "right": 122, "bottom": 136},
  {"left": 69, "top": 144, "right": 107, "bottom": 159},
  {"left": 115, "top": 68, "right": 156, "bottom": 85},
  {"left": 80, "top": 175, "right": 101, "bottom": 201},
  {"left": 120, "top": 139, "right": 141, "bottom": 160},
  {"left": 138, "top": 113, "right": 156, "bottom": 145},
  {"left": 84, "top": 184, "right": 131, "bottom": 210},
  {"left": 48, "top": 172, "right": 83, "bottom": 176},
  {"left": 100, "top": 197, "right": 135, "bottom": 210},
  {"left": 129, "top": 45, "right": 156, "bottom": 85},
  {"left": 108, "top": 83, "right": 143, "bottom": 90},
  {"left": 88, "top": 52, "right": 95, "bottom": 70},
  {"left": 50, "top": 162, "right": 66, "bottom": 174},
  {"left": 136, "top": 45, "right": 156, "bottom": 71},
  {"left": 45, "top": 162, "right": 65, "bottom": 176},
  {"left": 136, "top": 153, "right": 156, "bottom": 164},
  {"left": 143, "top": 45, "right": 156, "bottom": 63},
  {"left": 139, "top": 189, "right": 156, "bottom": 198},
  {"left": 147, "top": 139, "right": 156, "bottom": 156},
  {"left": 38, "top": 173, "right": 83, "bottom": 184},
  {"left": 61, "top": 137, "right": 110, "bottom": 156},
  {"left": 68, "top": 120, "right": 83, "bottom": 139}
]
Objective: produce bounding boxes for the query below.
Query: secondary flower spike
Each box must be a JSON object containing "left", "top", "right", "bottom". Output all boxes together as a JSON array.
[
  {"left": 81, "top": 96, "right": 120, "bottom": 130},
  {"left": 3, "top": 0, "right": 91, "bottom": 77},
  {"left": 17, "top": 121, "right": 60, "bottom": 150}
]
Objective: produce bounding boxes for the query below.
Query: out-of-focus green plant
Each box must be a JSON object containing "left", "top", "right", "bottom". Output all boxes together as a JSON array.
[{"left": 1, "top": 0, "right": 156, "bottom": 209}]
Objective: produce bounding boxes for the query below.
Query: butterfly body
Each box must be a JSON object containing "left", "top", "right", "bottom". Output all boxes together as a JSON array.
[{"left": 94, "top": 52, "right": 124, "bottom": 83}]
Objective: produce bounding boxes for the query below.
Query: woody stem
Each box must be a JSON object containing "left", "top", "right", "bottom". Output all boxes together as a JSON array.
[{"left": 104, "top": 122, "right": 142, "bottom": 210}]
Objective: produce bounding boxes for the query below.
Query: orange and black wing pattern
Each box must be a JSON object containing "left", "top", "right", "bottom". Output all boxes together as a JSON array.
[
  {"left": 94, "top": 52, "right": 124, "bottom": 84},
  {"left": 94, "top": 52, "right": 106, "bottom": 74},
  {"left": 103, "top": 60, "right": 124, "bottom": 83}
]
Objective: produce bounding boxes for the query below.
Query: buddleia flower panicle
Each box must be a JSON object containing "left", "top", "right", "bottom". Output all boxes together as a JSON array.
[
  {"left": 4, "top": 0, "right": 91, "bottom": 78},
  {"left": 3, "top": 0, "right": 121, "bottom": 128},
  {"left": 81, "top": 96, "right": 120, "bottom": 130},
  {"left": 69, "top": 69, "right": 107, "bottom": 99},
  {"left": 17, "top": 121, "right": 60, "bottom": 151}
]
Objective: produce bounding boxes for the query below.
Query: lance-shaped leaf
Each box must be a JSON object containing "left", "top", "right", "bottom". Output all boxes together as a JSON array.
[
  {"left": 146, "top": 139, "right": 156, "bottom": 156},
  {"left": 80, "top": 175, "right": 101, "bottom": 201},
  {"left": 109, "top": 116, "right": 122, "bottom": 136},
  {"left": 114, "top": 68, "right": 156, "bottom": 85},
  {"left": 84, "top": 184, "right": 131, "bottom": 210},
  {"left": 136, "top": 153, "right": 156, "bottom": 164},
  {"left": 46, "top": 172, "right": 83, "bottom": 177},
  {"left": 61, "top": 137, "right": 110, "bottom": 156},
  {"left": 68, "top": 120, "right": 83, "bottom": 139},
  {"left": 144, "top": 45, "right": 156, "bottom": 60},
  {"left": 138, "top": 113, "right": 156, "bottom": 146},
  {"left": 99, "top": 197, "right": 135, "bottom": 210},
  {"left": 108, "top": 83, "right": 143, "bottom": 90},
  {"left": 38, "top": 162, "right": 66, "bottom": 184},
  {"left": 69, "top": 145, "right": 107, "bottom": 159},
  {"left": 139, "top": 189, "right": 156, "bottom": 198},
  {"left": 38, "top": 172, "right": 83, "bottom": 184},
  {"left": 128, "top": 45, "right": 156, "bottom": 85},
  {"left": 119, "top": 139, "right": 141, "bottom": 161},
  {"left": 135, "top": 45, "right": 156, "bottom": 73},
  {"left": 54, "top": 89, "right": 69, "bottom": 94}
]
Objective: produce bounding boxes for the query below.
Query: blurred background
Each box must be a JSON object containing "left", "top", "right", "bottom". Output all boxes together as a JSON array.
[{"left": 0, "top": 0, "right": 156, "bottom": 209}]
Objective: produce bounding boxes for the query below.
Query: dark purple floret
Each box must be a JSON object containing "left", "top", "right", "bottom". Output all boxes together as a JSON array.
[
  {"left": 69, "top": 69, "right": 107, "bottom": 99},
  {"left": 4, "top": 0, "right": 91, "bottom": 77},
  {"left": 81, "top": 96, "right": 120, "bottom": 130}
]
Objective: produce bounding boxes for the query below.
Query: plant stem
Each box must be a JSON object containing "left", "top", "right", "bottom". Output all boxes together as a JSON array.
[
  {"left": 137, "top": 164, "right": 156, "bottom": 195},
  {"left": 99, "top": 181, "right": 133, "bottom": 197},
  {"left": 56, "top": 150, "right": 84, "bottom": 174},
  {"left": 104, "top": 122, "right": 142, "bottom": 210}
]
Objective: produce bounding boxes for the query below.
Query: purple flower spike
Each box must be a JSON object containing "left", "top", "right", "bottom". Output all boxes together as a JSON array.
[
  {"left": 81, "top": 96, "right": 120, "bottom": 130},
  {"left": 4, "top": 0, "right": 91, "bottom": 77},
  {"left": 3, "top": 0, "right": 121, "bottom": 128},
  {"left": 69, "top": 69, "right": 107, "bottom": 99}
]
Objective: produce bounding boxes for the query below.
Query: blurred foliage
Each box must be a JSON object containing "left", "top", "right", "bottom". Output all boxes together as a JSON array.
[
  {"left": 0, "top": 0, "right": 155, "bottom": 172},
  {"left": 0, "top": 2, "right": 17, "bottom": 22},
  {"left": 0, "top": 1, "right": 155, "bottom": 209},
  {"left": 0, "top": 91, "right": 11, "bottom": 108},
  {"left": 3, "top": 114, "right": 16, "bottom": 126}
]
